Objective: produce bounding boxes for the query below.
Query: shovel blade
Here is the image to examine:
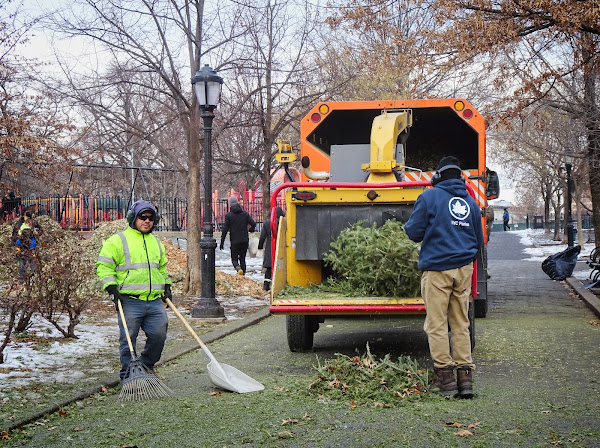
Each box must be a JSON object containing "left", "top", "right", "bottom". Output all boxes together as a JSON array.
[{"left": 207, "top": 360, "right": 264, "bottom": 393}]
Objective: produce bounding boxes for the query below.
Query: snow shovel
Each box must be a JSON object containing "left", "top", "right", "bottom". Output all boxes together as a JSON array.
[{"left": 164, "top": 298, "right": 264, "bottom": 394}]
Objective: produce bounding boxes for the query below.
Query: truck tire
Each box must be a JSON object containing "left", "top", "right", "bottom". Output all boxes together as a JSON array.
[
  {"left": 286, "top": 315, "right": 318, "bottom": 351},
  {"left": 475, "top": 250, "right": 488, "bottom": 318},
  {"left": 474, "top": 297, "right": 487, "bottom": 318}
]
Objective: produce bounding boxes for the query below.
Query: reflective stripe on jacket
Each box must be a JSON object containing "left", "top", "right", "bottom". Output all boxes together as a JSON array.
[{"left": 96, "top": 226, "right": 170, "bottom": 301}]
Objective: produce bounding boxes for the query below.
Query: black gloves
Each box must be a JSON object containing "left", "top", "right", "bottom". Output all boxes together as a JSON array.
[
  {"left": 219, "top": 241, "right": 224, "bottom": 251},
  {"left": 162, "top": 284, "right": 172, "bottom": 302},
  {"left": 106, "top": 285, "right": 122, "bottom": 310}
]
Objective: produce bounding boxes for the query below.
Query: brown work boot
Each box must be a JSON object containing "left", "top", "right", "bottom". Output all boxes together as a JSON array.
[
  {"left": 457, "top": 367, "right": 473, "bottom": 399},
  {"left": 431, "top": 367, "right": 458, "bottom": 397}
]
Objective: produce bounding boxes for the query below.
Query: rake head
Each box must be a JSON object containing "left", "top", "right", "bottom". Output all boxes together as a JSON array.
[{"left": 118, "top": 359, "right": 173, "bottom": 402}]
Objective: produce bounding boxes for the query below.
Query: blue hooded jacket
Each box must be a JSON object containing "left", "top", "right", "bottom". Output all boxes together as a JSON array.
[{"left": 404, "top": 179, "right": 484, "bottom": 271}]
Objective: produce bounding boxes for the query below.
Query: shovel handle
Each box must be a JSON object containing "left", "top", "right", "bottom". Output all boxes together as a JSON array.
[
  {"left": 164, "top": 298, "right": 206, "bottom": 348},
  {"left": 115, "top": 296, "right": 136, "bottom": 357}
]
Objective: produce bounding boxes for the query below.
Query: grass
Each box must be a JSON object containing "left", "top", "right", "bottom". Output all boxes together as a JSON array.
[
  {"left": 3, "top": 308, "right": 600, "bottom": 448},
  {"left": 2, "top": 252, "right": 600, "bottom": 447}
]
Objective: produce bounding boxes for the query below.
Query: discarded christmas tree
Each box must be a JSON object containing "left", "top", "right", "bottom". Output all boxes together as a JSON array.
[{"left": 322, "top": 220, "right": 421, "bottom": 298}]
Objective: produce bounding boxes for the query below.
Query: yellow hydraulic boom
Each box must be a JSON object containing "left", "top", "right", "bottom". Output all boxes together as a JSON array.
[{"left": 361, "top": 109, "right": 412, "bottom": 183}]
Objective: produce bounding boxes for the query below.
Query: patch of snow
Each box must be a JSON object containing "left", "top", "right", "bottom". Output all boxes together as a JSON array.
[
  {"left": 0, "top": 315, "right": 116, "bottom": 389},
  {"left": 518, "top": 229, "right": 592, "bottom": 261}
]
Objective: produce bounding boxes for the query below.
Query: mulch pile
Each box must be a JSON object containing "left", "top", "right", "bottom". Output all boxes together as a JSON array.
[{"left": 161, "top": 238, "right": 267, "bottom": 299}]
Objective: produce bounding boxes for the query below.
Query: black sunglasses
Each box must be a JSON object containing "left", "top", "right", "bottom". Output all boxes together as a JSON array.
[{"left": 138, "top": 214, "right": 155, "bottom": 221}]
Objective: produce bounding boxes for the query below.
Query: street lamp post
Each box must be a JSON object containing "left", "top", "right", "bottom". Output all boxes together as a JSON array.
[
  {"left": 565, "top": 152, "right": 574, "bottom": 248},
  {"left": 191, "top": 64, "right": 225, "bottom": 319}
]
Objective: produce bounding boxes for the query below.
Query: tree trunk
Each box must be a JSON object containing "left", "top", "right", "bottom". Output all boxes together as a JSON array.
[
  {"left": 544, "top": 184, "right": 552, "bottom": 233},
  {"left": 261, "top": 161, "right": 272, "bottom": 222},
  {"left": 576, "top": 189, "right": 584, "bottom": 248},
  {"left": 185, "top": 104, "right": 203, "bottom": 295},
  {"left": 553, "top": 200, "right": 561, "bottom": 240},
  {"left": 14, "top": 307, "right": 35, "bottom": 333},
  {"left": 0, "top": 310, "right": 17, "bottom": 364},
  {"left": 581, "top": 40, "right": 600, "bottom": 246}
]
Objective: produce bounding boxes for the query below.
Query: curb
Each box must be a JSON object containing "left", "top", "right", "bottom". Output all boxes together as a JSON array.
[
  {"left": 566, "top": 277, "right": 600, "bottom": 318},
  {"left": 2, "top": 307, "right": 271, "bottom": 434}
]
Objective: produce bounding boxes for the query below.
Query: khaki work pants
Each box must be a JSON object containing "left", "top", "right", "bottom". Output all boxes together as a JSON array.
[{"left": 421, "top": 263, "right": 475, "bottom": 370}]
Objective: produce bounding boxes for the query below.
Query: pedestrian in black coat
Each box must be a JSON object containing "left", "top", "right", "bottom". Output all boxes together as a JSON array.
[
  {"left": 258, "top": 207, "right": 285, "bottom": 291},
  {"left": 503, "top": 208, "right": 511, "bottom": 231},
  {"left": 220, "top": 196, "right": 256, "bottom": 275}
]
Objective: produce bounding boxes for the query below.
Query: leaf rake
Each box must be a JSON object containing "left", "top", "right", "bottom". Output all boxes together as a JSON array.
[{"left": 116, "top": 298, "right": 172, "bottom": 402}]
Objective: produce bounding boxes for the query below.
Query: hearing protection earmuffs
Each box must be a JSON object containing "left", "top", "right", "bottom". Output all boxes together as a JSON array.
[
  {"left": 430, "top": 164, "right": 462, "bottom": 186},
  {"left": 126, "top": 200, "right": 161, "bottom": 227}
]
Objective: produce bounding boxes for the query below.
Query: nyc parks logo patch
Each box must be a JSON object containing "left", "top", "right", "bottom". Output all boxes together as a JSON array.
[{"left": 448, "top": 197, "right": 470, "bottom": 221}]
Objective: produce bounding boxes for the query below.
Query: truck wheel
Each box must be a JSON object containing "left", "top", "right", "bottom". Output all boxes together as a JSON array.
[
  {"left": 475, "top": 251, "right": 488, "bottom": 318},
  {"left": 474, "top": 297, "right": 487, "bottom": 318},
  {"left": 286, "top": 315, "right": 317, "bottom": 351},
  {"left": 469, "top": 301, "right": 475, "bottom": 350}
]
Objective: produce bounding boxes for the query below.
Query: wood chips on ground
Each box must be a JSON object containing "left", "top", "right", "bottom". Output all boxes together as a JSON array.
[{"left": 161, "top": 238, "right": 267, "bottom": 299}]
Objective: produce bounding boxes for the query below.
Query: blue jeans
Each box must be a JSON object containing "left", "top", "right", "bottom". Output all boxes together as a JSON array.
[{"left": 117, "top": 295, "right": 168, "bottom": 379}]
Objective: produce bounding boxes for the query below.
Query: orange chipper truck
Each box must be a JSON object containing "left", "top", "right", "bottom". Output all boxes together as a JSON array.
[{"left": 269, "top": 99, "right": 499, "bottom": 351}]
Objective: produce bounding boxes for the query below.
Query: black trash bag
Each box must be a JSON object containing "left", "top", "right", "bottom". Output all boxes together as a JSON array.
[{"left": 542, "top": 245, "right": 581, "bottom": 281}]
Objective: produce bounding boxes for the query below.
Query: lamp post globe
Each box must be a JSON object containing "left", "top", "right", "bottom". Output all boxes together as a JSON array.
[
  {"left": 192, "top": 64, "right": 224, "bottom": 108},
  {"left": 191, "top": 64, "right": 225, "bottom": 319}
]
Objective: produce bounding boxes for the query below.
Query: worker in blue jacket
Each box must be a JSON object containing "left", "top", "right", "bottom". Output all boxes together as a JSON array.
[{"left": 405, "top": 156, "right": 484, "bottom": 399}]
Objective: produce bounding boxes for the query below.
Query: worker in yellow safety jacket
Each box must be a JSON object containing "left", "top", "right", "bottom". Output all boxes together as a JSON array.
[{"left": 96, "top": 200, "right": 172, "bottom": 380}]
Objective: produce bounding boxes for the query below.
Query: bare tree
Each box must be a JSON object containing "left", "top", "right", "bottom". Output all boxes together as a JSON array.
[
  {"left": 41, "top": 0, "right": 247, "bottom": 294},
  {"left": 44, "top": 60, "right": 188, "bottom": 199},
  {"left": 214, "top": 0, "right": 352, "bottom": 217},
  {"left": 419, "top": 0, "right": 600, "bottom": 243},
  {"left": 494, "top": 105, "right": 588, "bottom": 239},
  {"left": 0, "top": 3, "right": 75, "bottom": 195}
]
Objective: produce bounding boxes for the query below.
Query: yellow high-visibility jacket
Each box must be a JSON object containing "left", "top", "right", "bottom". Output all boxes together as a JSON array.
[{"left": 96, "top": 227, "right": 170, "bottom": 301}]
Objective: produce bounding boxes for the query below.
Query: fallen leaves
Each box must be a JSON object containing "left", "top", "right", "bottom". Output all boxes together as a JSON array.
[
  {"left": 589, "top": 319, "right": 600, "bottom": 326},
  {"left": 446, "top": 421, "right": 480, "bottom": 437},
  {"left": 277, "top": 430, "right": 294, "bottom": 439},
  {"left": 215, "top": 270, "right": 267, "bottom": 298},
  {"left": 1, "top": 431, "right": 9, "bottom": 441},
  {"left": 281, "top": 418, "right": 299, "bottom": 426},
  {"left": 454, "top": 429, "right": 474, "bottom": 437}
]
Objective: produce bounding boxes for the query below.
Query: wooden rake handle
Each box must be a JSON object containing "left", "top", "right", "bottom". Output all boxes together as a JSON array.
[
  {"left": 164, "top": 298, "right": 206, "bottom": 348},
  {"left": 115, "top": 296, "right": 136, "bottom": 357}
]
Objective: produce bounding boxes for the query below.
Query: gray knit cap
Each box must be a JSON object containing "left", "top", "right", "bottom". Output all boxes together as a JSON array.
[{"left": 228, "top": 196, "right": 239, "bottom": 207}]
